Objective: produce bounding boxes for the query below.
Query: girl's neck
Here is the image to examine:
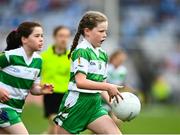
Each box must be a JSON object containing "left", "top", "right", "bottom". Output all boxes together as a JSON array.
[
  {"left": 22, "top": 46, "right": 33, "bottom": 58},
  {"left": 114, "top": 65, "right": 118, "bottom": 69},
  {"left": 111, "top": 62, "right": 119, "bottom": 69},
  {"left": 54, "top": 46, "right": 66, "bottom": 55}
]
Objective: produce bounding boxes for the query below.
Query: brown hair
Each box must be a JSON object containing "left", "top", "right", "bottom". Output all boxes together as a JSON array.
[
  {"left": 68, "top": 11, "right": 107, "bottom": 59},
  {"left": 6, "top": 21, "right": 42, "bottom": 51},
  {"left": 53, "top": 25, "right": 69, "bottom": 37},
  {"left": 109, "top": 50, "right": 126, "bottom": 63}
]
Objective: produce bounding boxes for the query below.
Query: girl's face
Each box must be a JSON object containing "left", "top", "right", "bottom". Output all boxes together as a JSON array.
[
  {"left": 22, "top": 26, "right": 43, "bottom": 51},
  {"left": 54, "top": 28, "right": 71, "bottom": 50},
  {"left": 85, "top": 21, "right": 108, "bottom": 48}
]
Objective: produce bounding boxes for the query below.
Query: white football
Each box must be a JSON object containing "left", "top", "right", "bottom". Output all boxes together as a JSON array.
[{"left": 111, "top": 92, "right": 141, "bottom": 121}]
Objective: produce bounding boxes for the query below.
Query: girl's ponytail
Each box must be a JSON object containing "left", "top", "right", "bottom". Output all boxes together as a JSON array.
[
  {"left": 68, "top": 30, "right": 81, "bottom": 59},
  {"left": 5, "top": 30, "right": 21, "bottom": 51}
]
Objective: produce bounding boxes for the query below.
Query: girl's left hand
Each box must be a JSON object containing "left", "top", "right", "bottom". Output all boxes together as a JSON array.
[
  {"left": 41, "top": 84, "right": 54, "bottom": 94},
  {"left": 117, "top": 85, "right": 135, "bottom": 93}
]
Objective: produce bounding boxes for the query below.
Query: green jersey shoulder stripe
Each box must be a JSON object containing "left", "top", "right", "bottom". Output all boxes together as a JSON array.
[
  {"left": 9, "top": 55, "right": 42, "bottom": 69},
  {"left": 0, "top": 53, "right": 10, "bottom": 69},
  {"left": 71, "top": 48, "right": 107, "bottom": 63},
  {"left": 71, "top": 48, "right": 90, "bottom": 62}
]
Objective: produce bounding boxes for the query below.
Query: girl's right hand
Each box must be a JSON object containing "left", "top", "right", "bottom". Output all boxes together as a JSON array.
[
  {"left": 106, "top": 84, "right": 123, "bottom": 103},
  {"left": 41, "top": 84, "right": 54, "bottom": 94},
  {"left": 0, "top": 88, "right": 10, "bottom": 102}
]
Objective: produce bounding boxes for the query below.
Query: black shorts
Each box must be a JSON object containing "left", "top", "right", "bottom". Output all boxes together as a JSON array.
[{"left": 43, "top": 93, "right": 65, "bottom": 118}]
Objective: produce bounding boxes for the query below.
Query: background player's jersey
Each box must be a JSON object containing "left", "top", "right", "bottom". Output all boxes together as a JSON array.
[
  {"left": 41, "top": 46, "right": 70, "bottom": 93},
  {"left": 107, "top": 64, "right": 127, "bottom": 85},
  {"left": 0, "top": 47, "right": 42, "bottom": 113},
  {"left": 68, "top": 39, "right": 108, "bottom": 93}
]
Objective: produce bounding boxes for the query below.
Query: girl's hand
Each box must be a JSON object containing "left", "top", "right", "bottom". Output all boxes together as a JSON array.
[
  {"left": 117, "top": 85, "right": 136, "bottom": 93},
  {"left": 0, "top": 88, "right": 10, "bottom": 102},
  {"left": 41, "top": 84, "right": 54, "bottom": 94},
  {"left": 106, "top": 84, "right": 123, "bottom": 103}
]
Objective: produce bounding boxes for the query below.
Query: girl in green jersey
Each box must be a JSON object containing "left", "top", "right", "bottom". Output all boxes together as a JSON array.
[
  {"left": 0, "top": 22, "right": 53, "bottom": 134},
  {"left": 54, "top": 11, "right": 123, "bottom": 134}
]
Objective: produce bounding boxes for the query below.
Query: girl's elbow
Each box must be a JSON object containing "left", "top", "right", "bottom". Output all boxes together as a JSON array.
[
  {"left": 30, "top": 90, "right": 35, "bottom": 95},
  {"left": 76, "top": 80, "right": 84, "bottom": 89}
]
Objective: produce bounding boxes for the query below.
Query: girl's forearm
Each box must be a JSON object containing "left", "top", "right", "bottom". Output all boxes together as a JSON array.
[{"left": 75, "top": 73, "right": 109, "bottom": 91}]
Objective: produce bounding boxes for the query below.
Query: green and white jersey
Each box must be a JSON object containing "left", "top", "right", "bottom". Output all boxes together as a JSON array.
[
  {"left": 0, "top": 47, "right": 42, "bottom": 113},
  {"left": 68, "top": 39, "right": 108, "bottom": 93},
  {"left": 107, "top": 64, "right": 127, "bottom": 85}
]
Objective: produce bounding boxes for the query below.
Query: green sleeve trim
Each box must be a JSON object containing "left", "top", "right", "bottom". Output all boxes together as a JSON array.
[
  {"left": 75, "top": 70, "right": 87, "bottom": 76},
  {"left": 71, "top": 49, "right": 89, "bottom": 62},
  {"left": 103, "top": 77, "right": 107, "bottom": 80}
]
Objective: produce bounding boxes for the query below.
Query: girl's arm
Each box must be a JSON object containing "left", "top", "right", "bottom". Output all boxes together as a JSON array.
[
  {"left": 30, "top": 83, "right": 53, "bottom": 95},
  {"left": 75, "top": 72, "right": 110, "bottom": 91},
  {"left": 75, "top": 73, "right": 123, "bottom": 102}
]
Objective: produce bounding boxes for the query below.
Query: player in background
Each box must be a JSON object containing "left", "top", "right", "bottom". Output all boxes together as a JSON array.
[
  {"left": 107, "top": 50, "right": 127, "bottom": 86},
  {"left": 53, "top": 11, "right": 123, "bottom": 134},
  {"left": 105, "top": 50, "right": 128, "bottom": 124},
  {"left": 41, "top": 26, "right": 71, "bottom": 134},
  {"left": 0, "top": 22, "right": 53, "bottom": 134}
]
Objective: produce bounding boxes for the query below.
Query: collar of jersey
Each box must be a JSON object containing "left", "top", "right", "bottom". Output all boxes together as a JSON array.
[
  {"left": 82, "top": 38, "right": 100, "bottom": 57},
  {"left": 52, "top": 45, "right": 67, "bottom": 56},
  {"left": 19, "top": 47, "right": 35, "bottom": 66}
]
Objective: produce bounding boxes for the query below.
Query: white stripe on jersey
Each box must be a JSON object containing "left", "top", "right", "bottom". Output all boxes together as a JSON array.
[
  {"left": 64, "top": 91, "right": 80, "bottom": 108},
  {"left": 0, "top": 82, "right": 29, "bottom": 100},
  {"left": 72, "top": 59, "right": 106, "bottom": 76},
  {"left": 2, "top": 65, "right": 40, "bottom": 80},
  {"left": 88, "top": 60, "right": 106, "bottom": 75}
]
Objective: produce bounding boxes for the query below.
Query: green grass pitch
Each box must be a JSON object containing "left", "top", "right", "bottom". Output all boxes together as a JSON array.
[{"left": 22, "top": 104, "right": 180, "bottom": 134}]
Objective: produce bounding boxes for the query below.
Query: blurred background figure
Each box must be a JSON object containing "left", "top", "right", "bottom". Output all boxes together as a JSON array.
[
  {"left": 41, "top": 26, "right": 71, "bottom": 134},
  {"left": 151, "top": 74, "right": 171, "bottom": 103},
  {"left": 107, "top": 49, "right": 128, "bottom": 86},
  {"left": 105, "top": 49, "right": 128, "bottom": 125}
]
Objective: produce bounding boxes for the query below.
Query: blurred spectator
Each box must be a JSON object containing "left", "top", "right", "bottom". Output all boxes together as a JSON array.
[
  {"left": 165, "top": 42, "right": 180, "bottom": 73},
  {"left": 157, "top": 0, "right": 178, "bottom": 22},
  {"left": 151, "top": 75, "right": 171, "bottom": 103},
  {"left": 107, "top": 50, "right": 128, "bottom": 85},
  {"left": 0, "top": 0, "right": 83, "bottom": 32},
  {"left": 41, "top": 26, "right": 71, "bottom": 134},
  {"left": 132, "top": 49, "right": 157, "bottom": 104},
  {"left": 105, "top": 49, "right": 128, "bottom": 125}
]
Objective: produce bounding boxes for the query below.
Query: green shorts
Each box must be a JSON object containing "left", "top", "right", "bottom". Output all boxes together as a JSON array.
[
  {"left": 54, "top": 91, "right": 108, "bottom": 134},
  {"left": 0, "top": 108, "right": 21, "bottom": 127},
  {"left": 101, "top": 98, "right": 112, "bottom": 112}
]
